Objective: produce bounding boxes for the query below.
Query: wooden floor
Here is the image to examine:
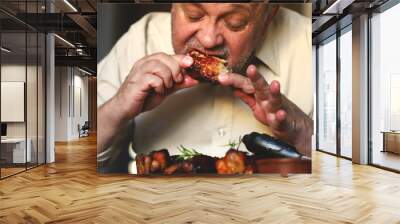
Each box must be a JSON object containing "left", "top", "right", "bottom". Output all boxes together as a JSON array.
[
  {"left": 1, "top": 167, "right": 26, "bottom": 178},
  {"left": 372, "top": 150, "right": 400, "bottom": 171},
  {"left": 1, "top": 163, "right": 44, "bottom": 178},
  {"left": 1, "top": 135, "right": 400, "bottom": 224}
]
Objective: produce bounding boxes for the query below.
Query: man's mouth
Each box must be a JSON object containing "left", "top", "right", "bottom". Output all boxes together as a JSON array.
[{"left": 188, "top": 48, "right": 228, "bottom": 60}]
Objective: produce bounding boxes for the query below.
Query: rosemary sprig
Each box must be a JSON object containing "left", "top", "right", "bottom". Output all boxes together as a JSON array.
[
  {"left": 177, "top": 145, "right": 201, "bottom": 161},
  {"left": 221, "top": 139, "right": 238, "bottom": 148},
  {"left": 221, "top": 135, "right": 243, "bottom": 150}
]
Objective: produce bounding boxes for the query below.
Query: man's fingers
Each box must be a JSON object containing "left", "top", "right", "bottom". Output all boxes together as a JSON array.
[
  {"left": 246, "top": 65, "right": 269, "bottom": 101},
  {"left": 267, "top": 81, "right": 282, "bottom": 112},
  {"left": 171, "top": 54, "right": 194, "bottom": 68},
  {"left": 140, "top": 59, "right": 173, "bottom": 88},
  {"left": 276, "top": 110, "right": 287, "bottom": 123},
  {"left": 147, "top": 53, "right": 193, "bottom": 83},
  {"left": 269, "top": 80, "right": 281, "bottom": 97},
  {"left": 259, "top": 81, "right": 282, "bottom": 113},
  {"left": 218, "top": 73, "right": 255, "bottom": 94},
  {"left": 141, "top": 74, "right": 165, "bottom": 94},
  {"left": 172, "top": 55, "right": 193, "bottom": 83},
  {"left": 171, "top": 75, "right": 199, "bottom": 92},
  {"left": 149, "top": 53, "right": 182, "bottom": 83},
  {"left": 233, "top": 90, "right": 256, "bottom": 109},
  {"left": 266, "top": 110, "right": 289, "bottom": 132}
]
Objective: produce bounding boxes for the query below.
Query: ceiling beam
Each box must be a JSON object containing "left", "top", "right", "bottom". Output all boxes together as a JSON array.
[
  {"left": 67, "top": 13, "right": 96, "bottom": 39},
  {"left": 322, "top": 0, "right": 356, "bottom": 15},
  {"left": 55, "top": 55, "right": 96, "bottom": 71}
]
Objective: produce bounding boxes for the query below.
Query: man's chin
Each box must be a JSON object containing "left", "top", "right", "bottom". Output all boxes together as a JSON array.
[
  {"left": 229, "top": 60, "right": 250, "bottom": 75},
  {"left": 232, "top": 54, "right": 257, "bottom": 75}
]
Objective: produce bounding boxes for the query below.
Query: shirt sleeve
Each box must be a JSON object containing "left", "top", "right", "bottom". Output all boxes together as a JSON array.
[
  {"left": 97, "top": 13, "right": 168, "bottom": 108},
  {"left": 97, "top": 49, "right": 121, "bottom": 107},
  {"left": 96, "top": 13, "right": 159, "bottom": 172}
]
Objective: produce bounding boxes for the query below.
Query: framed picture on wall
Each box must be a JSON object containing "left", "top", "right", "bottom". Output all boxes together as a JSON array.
[{"left": 97, "top": 2, "right": 313, "bottom": 175}]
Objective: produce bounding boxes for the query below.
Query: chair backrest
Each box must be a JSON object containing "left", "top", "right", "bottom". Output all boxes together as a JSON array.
[{"left": 82, "top": 121, "right": 90, "bottom": 129}]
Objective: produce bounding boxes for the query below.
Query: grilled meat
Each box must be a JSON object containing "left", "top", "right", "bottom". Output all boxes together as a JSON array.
[
  {"left": 151, "top": 149, "right": 169, "bottom": 170},
  {"left": 185, "top": 49, "right": 230, "bottom": 83},
  {"left": 136, "top": 154, "right": 153, "bottom": 175},
  {"left": 164, "top": 163, "right": 182, "bottom": 175},
  {"left": 216, "top": 149, "right": 247, "bottom": 174},
  {"left": 190, "top": 155, "right": 217, "bottom": 173},
  {"left": 136, "top": 131, "right": 305, "bottom": 175}
]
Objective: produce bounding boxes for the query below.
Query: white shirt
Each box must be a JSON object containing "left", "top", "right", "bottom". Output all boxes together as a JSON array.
[{"left": 97, "top": 8, "right": 312, "bottom": 167}]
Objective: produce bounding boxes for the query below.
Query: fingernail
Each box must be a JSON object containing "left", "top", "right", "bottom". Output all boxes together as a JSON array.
[{"left": 182, "top": 56, "right": 193, "bottom": 66}]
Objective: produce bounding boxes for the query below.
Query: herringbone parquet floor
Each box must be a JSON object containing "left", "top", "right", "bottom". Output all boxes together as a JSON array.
[{"left": 1, "top": 134, "right": 400, "bottom": 224}]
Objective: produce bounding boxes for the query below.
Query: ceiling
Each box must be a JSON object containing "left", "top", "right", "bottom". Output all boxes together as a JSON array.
[
  {"left": 0, "top": 0, "right": 96, "bottom": 74},
  {"left": 1, "top": 0, "right": 396, "bottom": 74},
  {"left": 312, "top": 0, "right": 391, "bottom": 43}
]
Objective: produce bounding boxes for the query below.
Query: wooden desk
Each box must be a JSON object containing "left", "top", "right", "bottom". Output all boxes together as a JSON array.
[{"left": 381, "top": 131, "right": 400, "bottom": 154}]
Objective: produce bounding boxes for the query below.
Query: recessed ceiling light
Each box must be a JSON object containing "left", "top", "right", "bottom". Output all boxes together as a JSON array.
[
  {"left": 63, "top": 0, "right": 78, "bottom": 12},
  {"left": 323, "top": 0, "right": 355, "bottom": 15},
  {"left": 1, "top": 47, "right": 11, "bottom": 53},
  {"left": 54, "top": 34, "right": 75, "bottom": 48},
  {"left": 77, "top": 67, "right": 93, "bottom": 76}
]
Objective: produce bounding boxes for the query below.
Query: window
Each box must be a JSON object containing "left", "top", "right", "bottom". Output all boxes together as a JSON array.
[
  {"left": 370, "top": 2, "right": 400, "bottom": 171},
  {"left": 339, "top": 28, "right": 352, "bottom": 158},
  {"left": 317, "top": 36, "right": 337, "bottom": 154}
]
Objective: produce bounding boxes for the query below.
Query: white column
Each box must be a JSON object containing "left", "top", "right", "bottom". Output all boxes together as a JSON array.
[
  {"left": 46, "top": 33, "right": 55, "bottom": 163},
  {"left": 352, "top": 14, "right": 369, "bottom": 164},
  {"left": 45, "top": 1, "right": 56, "bottom": 163}
]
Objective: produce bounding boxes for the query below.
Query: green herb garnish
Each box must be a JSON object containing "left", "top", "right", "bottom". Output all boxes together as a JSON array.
[
  {"left": 221, "top": 139, "right": 238, "bottom": 148},
  {"left": 221, "top": 135, "right": 242, "bottom": 150},
  {"left": 177, "top": 145, "right": 201, "bottom": 161}
]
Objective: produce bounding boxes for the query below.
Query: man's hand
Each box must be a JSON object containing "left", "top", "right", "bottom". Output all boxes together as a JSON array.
[
  {"left": 98, "top": 53, "right": 199, "bottom": 152},
  {"left": 218, "top": 65, "right": 312, "bottom": 156},
  {"left": 112, "top": 52, "right": 199, "bottom": 121}
]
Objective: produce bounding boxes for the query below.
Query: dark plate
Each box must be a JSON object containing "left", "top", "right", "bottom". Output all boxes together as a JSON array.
[{"left": 255, "top": 158, "right": 311, "bottom": 174}]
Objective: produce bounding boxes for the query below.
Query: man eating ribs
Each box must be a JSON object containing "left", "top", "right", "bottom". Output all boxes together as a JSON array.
[{"left": 97, "top": 3, "right": 313, "bottom": 173}]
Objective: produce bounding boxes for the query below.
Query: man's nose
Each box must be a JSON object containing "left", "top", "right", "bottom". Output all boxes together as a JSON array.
[{"left": 196, "top": 21, "right": 224, "bottom": 49}]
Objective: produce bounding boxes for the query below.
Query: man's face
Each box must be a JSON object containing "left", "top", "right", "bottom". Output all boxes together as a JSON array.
[{"left": 171, "top": 3, "right": 270, "bottom": 72}]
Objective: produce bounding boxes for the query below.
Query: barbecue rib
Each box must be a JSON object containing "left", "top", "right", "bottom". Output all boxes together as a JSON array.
[{"left": 185, "top": 49, "right": 230, "bottom": 83}]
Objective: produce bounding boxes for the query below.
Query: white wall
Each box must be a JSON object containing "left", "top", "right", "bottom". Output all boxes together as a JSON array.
[
  {"left": 54, "top": 66, "right": 89, "bottom": 141},
  {"left": 1, "top": 63, "right": 46, "bottom": 164},
  {"left": 1, "top": 65, "right": 41, "bottom": 138},
  {"left": 55, "top": 67, "right": 69, "bottom": 141},
  {"left": 1, "top": 65, "right": 26, "bottom": 138}
]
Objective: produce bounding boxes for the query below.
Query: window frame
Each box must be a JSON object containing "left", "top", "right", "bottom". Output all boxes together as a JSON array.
[{"left": 315, "top": 24, "right": 353, "bottom": 161}]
